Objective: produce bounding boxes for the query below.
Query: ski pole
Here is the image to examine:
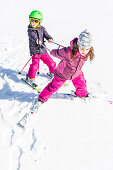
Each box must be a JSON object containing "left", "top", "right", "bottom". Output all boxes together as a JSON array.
[
  {"left": 37, "top": 47, "right": 42, "bottom": 74},
  {"left": 42, "top": 44, "right": 51, "bottom": 52},
  {"left": 51, "top": 41, "right": 65, "bottom": 48},
  {"left": 37, "top": 56, "right": 40, "bottom": 74},
  {"left": 19, "top": 56, "right": 32, "bottom": 74}
]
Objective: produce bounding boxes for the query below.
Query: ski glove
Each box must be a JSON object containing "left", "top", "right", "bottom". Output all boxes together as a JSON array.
[
  {"left": 48, "top": 39, "right": 53, "bottom": 43},
  {"left": 36, "top": 39, "right": 42, "bottom": 45}
]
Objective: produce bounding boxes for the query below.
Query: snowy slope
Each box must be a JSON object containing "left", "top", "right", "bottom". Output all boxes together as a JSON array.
[
  {"left": 0, "top": 32, "right": 113, "bottom": 170},
  {"left": 0, "top": 1, "right": 113, "bottom": 169}
]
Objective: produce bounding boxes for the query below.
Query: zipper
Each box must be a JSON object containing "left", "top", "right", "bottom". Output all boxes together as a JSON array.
[{"left": 70, "top": 57, "right": 81, "bottom": 80}]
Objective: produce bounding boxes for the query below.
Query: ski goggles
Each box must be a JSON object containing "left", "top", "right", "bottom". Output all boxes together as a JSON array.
[{"left": 29, "top": 18, "right": 41, "bottom": 24}]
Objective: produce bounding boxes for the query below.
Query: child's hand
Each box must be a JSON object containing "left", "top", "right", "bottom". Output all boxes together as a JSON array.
[
  {"left": 39, "top": 40, "right": 42, "bottom": 45},
  {"left": 48, "top": 39, "right": 53, "bottom": 43},
  {"left": 36, "top": 39, "right": 42, "bottom": 45}
]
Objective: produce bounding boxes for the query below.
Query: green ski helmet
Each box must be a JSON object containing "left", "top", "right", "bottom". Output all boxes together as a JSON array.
[{"left": 29, "top": 10, "right": 43, "bottom": 21}]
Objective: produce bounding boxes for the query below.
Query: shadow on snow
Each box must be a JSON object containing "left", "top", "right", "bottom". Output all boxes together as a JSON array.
[
  {"left": 0, "top": 67, "right": 37, "bottom": 102},
  {"left": 0, "top": 66, "right": 74, "bottom": 102}
]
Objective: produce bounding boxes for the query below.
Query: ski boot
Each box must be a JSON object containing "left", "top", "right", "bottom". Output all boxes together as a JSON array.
[
  {"left": 17, "top": 99, "right": 44, "bottom": 128},
  {"left": 71, "top": 90, "right": 89, "bottom": 98},
  {"left": 47, "top": 72, "right": 54, "bottom": 78},
  {"left": 31, "top": 99, "right": 44, "bottom": 113},
  {"left": 26, "top": 75, "right": 38, "bottom": 87}
]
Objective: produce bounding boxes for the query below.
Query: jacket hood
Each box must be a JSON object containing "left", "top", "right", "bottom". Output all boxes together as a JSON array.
[{"left": 70, "top": 37, "right": 78, "bottom": 47}]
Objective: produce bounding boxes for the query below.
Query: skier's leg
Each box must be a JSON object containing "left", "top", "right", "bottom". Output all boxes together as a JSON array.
[
  {"left": 41, "top": 53, "right": 56, "bottom": 73},
  {"left": 72, "top": 73, "right": 88, "bottom": 97},
  {"left": 39, "top": 76, "right": 66, "bottom": 102},
  {"left": 27, "top": 54, "right": 40, "bottom": 79}
]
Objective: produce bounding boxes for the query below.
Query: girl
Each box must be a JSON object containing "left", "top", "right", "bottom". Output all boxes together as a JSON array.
[
  {"left": 26, "top": 10, "right": 56, "bottom": 86},
  {"left": 35, "top": 29, "right": 95, "bottom": 108}
]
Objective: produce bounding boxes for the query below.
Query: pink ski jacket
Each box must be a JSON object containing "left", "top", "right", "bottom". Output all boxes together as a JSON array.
[{"left": 50, "top": 38, "right": 87, "bottom": 80}]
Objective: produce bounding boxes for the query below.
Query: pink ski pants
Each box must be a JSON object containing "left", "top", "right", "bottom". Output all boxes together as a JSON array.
[
  {"left": 39, "top": 73, "right": 88, "bottom": 102},
  {"left": 27, "top": 53, "right": 56, "bottom": 79}
]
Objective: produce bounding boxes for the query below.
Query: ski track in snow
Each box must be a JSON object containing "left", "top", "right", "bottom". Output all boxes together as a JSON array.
[
  {"left": 0, "top": 36, "right": 48, "bottom": 170},
  {"left": 0, "top": 35, "right": 113, "bottom": 170},
  {"left": 30, "top": 129, "right": 37, "bottom": 151}
]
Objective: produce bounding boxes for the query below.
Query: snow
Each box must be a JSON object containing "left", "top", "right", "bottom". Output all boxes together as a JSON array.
[{"left": 0, "top": 0, "right": 113, "bottom": 169}]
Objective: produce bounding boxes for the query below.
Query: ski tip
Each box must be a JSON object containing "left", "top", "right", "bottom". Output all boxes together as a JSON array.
[{"left": 17, "top": 122, "right": 25, "bottom": 129}]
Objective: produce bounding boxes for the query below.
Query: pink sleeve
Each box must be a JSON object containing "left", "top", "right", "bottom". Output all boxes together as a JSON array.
[{"left": 50, "top": 47, "right": 70, "bottom": 60}]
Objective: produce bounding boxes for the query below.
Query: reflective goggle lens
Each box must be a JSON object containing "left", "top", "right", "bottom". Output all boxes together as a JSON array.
[{"left": 29, "top": 18, "right": 41, "bottom": 23}]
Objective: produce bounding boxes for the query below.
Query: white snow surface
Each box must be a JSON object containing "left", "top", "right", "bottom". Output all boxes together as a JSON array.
[{"left": 0, "top": 0, "right": 113, "bottom": 169}]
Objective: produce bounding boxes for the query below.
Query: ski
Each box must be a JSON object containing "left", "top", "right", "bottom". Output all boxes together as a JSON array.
[
  {"left": 37, "top": 72, "right": 69, "bottom": 87},
  {"left": 17, "top": 99, "right": 43, "bottom": 128},
  {"left": 17, "top": 107, "right": 38, "bottom": 129},
  {"left": 62, "top": 82, "right": 69, "bottom": 87},
  {"left": 17, "top": 113, "right": 31, "bottom": 128},
  {"left": 56, "top": 90, "right": 97, "bottom": 100},
  {"left": 21, "top": 77, "right": 69, "bottom": 94},
  {"left": 21, "top": 78, "right": 42, "bottom": 93}
]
